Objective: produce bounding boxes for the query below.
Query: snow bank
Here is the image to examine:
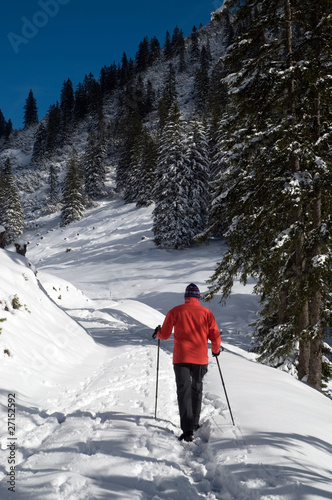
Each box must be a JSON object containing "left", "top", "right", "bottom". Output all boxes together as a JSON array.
[{"left": 0, "top": 249, "right": 96, "bottom": 400}]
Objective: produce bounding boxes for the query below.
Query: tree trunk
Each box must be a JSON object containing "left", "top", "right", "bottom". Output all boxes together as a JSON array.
[
  {"left": 308, "top": 194, "right": 323, "bottom": 390},
  {"left": 298, "top": 300, "right": 310, "bottom": 380}
]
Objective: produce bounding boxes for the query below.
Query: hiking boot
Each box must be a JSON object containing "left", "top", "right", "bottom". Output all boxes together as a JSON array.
[{"left": 178, "top": 431, "right": 194, "bottom": 442}]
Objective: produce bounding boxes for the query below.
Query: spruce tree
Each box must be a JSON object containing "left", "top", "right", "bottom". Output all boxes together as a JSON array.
[
  {"left": 137, "top": 129, "right": 157, "bottom": 207},
  {"left": 0, "top": 109, "right": 6, "bottom": 138},
  {"left": 46, "top": 103, "right": 61, "bottom": 153},
  {"left": 48, "top": 164, "right": 60, "bottom": 206},
  {"left": 187, "top": 118, "right": 210, "bottom": 237},
  {"left": 32, "top": 123, "right": 47, "bottom": 164},
  {"left": 158, "top": 64, "right": 178, "bottom": 128},
  {"left": 0, "top": 158, "right": 24, "bottom": 244},
  {"left": 23, "top": 90, "right": 38, "bottom": 128},
  {"left": 153, "top": 102, "right": 193, "bottom": 248},
  {"left": 60, "top": 154, "right": 85, "bottom": 227},
  {"left": 164, "top": 30, "right": 173, "bottom": 60},
  {"left": 84, "top": 130, "right": 106, "bottom": 199},
  {"left": 190, "top": 26, "right": 200, "bottom": 62},
  {"left": 60, "top": 78, "right": 74, "bottom": 129},
  {"left": 125, "top": 127, "right": 157, "bottom": 207},
  {"left": 74, "top": 82, "right": 88, "bottom": 122},
  {"left": 208, "top": 0, "right": 332, "bottom": 390},
  {"left": 4, "top": 119, "right": 13, "bottom": 140},
  {"left": 194, "top": 46, "right": 211, "bottom": 114},
  {"left": 116, "top": 109, "right": 143, "bottom": 195},
  {"left": 135, "top": 36, "right": 150, "bottom": 72},
  {"left": 149, "top": 36, "right": 161, "bottom": 64}
]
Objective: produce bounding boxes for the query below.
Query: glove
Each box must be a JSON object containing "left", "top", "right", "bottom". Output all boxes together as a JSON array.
[
  {"left": 152, "top": 325, "right": 161, "bottom": 339},
  {"left": 212, "top": 350, "right": 220, "bottom": 357}
]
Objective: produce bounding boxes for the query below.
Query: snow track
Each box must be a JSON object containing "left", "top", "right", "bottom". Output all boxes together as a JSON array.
[
  {"left": 1, "top": 201, "right": 331, "bottom": 499},
  {"left": 0, "top": 302, "right": 257, "bottom": 499}
]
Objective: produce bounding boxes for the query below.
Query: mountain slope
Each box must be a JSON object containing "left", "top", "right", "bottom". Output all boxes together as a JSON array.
[{"left": 0, "top": 199, "right": 331, "bottom": 499}]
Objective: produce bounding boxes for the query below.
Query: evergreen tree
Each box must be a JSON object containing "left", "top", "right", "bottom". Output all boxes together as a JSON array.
[
  {"left": 136, "top": 129, "right": 157, "bottom": 207},
  {"left": 32, "top": 123, "right": 47, "bottom": 164},
  {"left": 74, "top": 82, "right": 88, "bottom": 122},
  {"left": 4, "top": 119, "right": 13, "bottom": 140},
  {"left": 46, "top": 103, "right": 61, "bottom": 153},
  {"left": 116, "top": 109, "right": 143, "bottom": 195},
  {"left": 153, "top": 102, "right": 193, "bottom": 248},
  {"left": 83, "top": 73, "right": 103, "bottom": 119},
  {"left": 0, "top": 158, "right": 24, "bottom": 244},
  {"left": 143, "top": 80, "right": 155, "bottom": 116},
  {"left": 190, "top": 26, "right": 200, "bottom": 62},
  {"left": 60, "top": 78, "right": 74, "bottom": 127},
  {"left": 100, "top": 63, "right": 118, "bottom": 96},
  {"left": 208, "top": 0, "right": 332, "bottom": 390},
  {"left": 171, "top": 26, "right": 185, "bottom": 55},
  {"left": 158, "top": 64, "right": 178, "bottom": 128},
  {"left": 135, "top": 36, "right": 150, "bottom": 72},
  {"left": 194, "top": 46, "right": 211, "bottom": 114},
  {"left": 84, "top": 130, "right": 106, "bottom": 199},
  {"left": 23, "top": 90, "right": 38, "bottom": 128},
  {"left": 164, "top": 30, "right": 173, "bottom": 60},
  {"left": 119, "top": 52, "right": 133, "bottom": 86},
  {"left": 149, "top": 36, "right": 161, "bottom": 64},
  {"left": 125, "top": 127, "right": 157, "bottom": 206},
  {"left": 0, "top": 109, "right": 6, "bottom": 138},
  {"left": 187, "top": 118, "right": 210, "bottom": 236},
  {"left": 60, "top": 154, "right": 85, "bottom": 226},
  {"left": 48, "top": 164, "right": 60, "bottom": 206}
]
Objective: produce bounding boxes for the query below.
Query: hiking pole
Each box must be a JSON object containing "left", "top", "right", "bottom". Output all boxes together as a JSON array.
[
  {"left": 216, "top": 356, "right": 235, "bottom": 426},
  {"left": 154, "top": 338, "right": 160, "bottom": 419}
]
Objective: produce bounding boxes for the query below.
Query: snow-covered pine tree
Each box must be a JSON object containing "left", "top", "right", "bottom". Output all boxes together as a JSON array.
[
  {"left": 158, "top": 64, "right": 178, "bottom": 129},
  {"left": 190, "top": 26, "right": 200, "bottom": 62},
  {"left": 194, "top": 46, "right": 211, "bottom": 114},
  {"left": 48, "top": 164, "right": 60, "bottom": 207},
  {"left": 116, "top": 109, "right": 143, "bottom": 196},
  {"left": 0, "top": 109, "right": 6, "bottom": 138},
  {"left": 60, "top": 78, "right": 74, "bottom": 135},
  {"left": 31, "top": 123, "right": 47, "bottom": 164},
  {"left": 84, "top": 130, "right": 106, "bottom": 200},
  {"left": 153, "top": 101, "right": 193, "bottom": 248},
  {"left": 164, "top": 30, "right": 173, "bottom": 60},
  {"left": 125, "top": 127, "right": 157, "bottom": 207},
  {"left": 135, "top": 36, "right": 150, "bottom": 72},
  {"left": 136, "top": 128, "right": 157, "bottom": 207},
  {"left": 0, "top": 158, "right": 24, "bottom": 244},
  {"left": 187, "top": 118, "right": 210, "bottom": 237},
  {"left": 208, "top": 0, "right": 332, "bottom": 389},
  {"left": 23, "top": 90, "right": 38, "bottom": 128},
  {"left": 74, "top": 82, "right": 88, "bottom": 123},
  {"left": 46, "top": 103, "right": 61, "bottom": 154},
  {"left": 60, "top": 154, "right": 85, "bottom": 227}
]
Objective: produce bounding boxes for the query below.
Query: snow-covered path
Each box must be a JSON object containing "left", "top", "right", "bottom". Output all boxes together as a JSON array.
[{"left": 1, "top": 200, "right": 332, "bottom": 499}]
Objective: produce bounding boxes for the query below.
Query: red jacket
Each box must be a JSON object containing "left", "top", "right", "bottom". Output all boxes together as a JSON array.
[{"left": 157, "top": 298, "right": 221, "bottom": 365}]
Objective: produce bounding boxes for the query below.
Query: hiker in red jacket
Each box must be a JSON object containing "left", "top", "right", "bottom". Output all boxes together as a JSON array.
[{"left": 154, "top": 283, "right": 221, "bottom": 442}]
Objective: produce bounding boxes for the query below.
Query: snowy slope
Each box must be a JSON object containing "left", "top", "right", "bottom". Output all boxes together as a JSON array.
[{"left": 0, "top": 199, "right": 331, "bottom": 499}]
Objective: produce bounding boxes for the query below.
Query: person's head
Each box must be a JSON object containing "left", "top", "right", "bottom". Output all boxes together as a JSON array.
[{"left": 184, "top": 283, "right": 200, "bottom": 300}]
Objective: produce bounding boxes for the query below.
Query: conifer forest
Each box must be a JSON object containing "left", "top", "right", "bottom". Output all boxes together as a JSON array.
[{"left": 0, "top": 0, "right": 331, "bottom": 391}]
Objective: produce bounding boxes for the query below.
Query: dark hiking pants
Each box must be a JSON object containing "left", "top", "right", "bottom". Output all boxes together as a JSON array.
[{"left": 173, "top": 363, "right": 208, "bottom": 433}]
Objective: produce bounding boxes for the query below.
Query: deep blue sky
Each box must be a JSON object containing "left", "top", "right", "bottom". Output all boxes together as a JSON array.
[{"left": 1, "top": 0, "right": 222, "bottom": 129}]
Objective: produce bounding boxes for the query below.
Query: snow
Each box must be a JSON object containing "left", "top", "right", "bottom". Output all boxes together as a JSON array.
[{"left": 0, "top": 199, "right": 331, "bottom": 499}]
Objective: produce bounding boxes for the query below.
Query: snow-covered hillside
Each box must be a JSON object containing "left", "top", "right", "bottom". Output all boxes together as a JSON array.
[{"left": 0, "top": 199, "right": 331, "bottom": 499}]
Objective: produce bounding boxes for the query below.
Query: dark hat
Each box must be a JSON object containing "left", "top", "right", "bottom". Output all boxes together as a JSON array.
[{"left": 184, "top": 283, "right": 200, "bottom": 300}]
